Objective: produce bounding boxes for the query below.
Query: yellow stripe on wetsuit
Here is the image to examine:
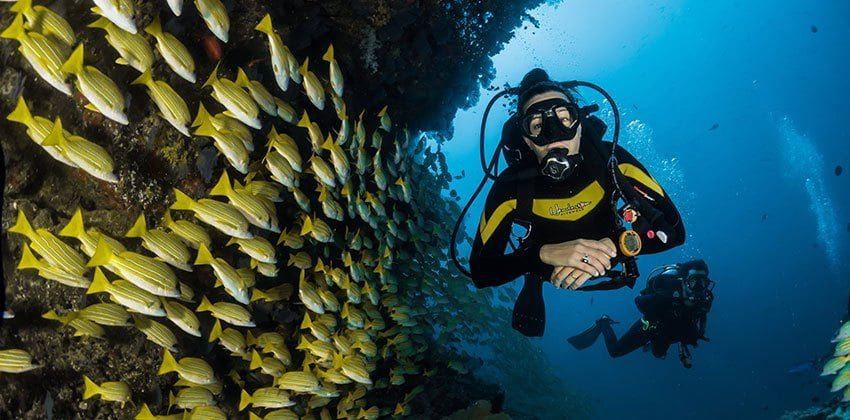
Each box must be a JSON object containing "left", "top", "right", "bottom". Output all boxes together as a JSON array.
[
  {"left": 478, "top": 181, "right": 606, "bottom": 245},
  {"left": 618, "top": 163, "right": 665, "bottom": 197}
]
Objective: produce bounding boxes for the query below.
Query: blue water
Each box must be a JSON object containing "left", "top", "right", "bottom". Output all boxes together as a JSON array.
[{"left": 444, "top": 1, "right": 850, "bottom": 418}]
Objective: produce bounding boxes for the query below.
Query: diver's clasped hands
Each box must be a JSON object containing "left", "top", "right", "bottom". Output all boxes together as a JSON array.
[{"left": 540, "top": 238, "right": 618, "bottom": 290}]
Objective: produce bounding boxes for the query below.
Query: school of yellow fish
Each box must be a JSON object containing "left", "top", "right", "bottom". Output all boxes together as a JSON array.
[
  {"left": 823, "top": 320, "right": 850, "bottom": 402},
  {"left": 0, "top": 1, "right": 487, "bottom": 418}
]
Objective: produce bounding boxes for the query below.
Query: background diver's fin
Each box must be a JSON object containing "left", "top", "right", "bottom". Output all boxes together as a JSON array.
[{"left": 567, "top": 323, "right": 604, "bottom": 350}]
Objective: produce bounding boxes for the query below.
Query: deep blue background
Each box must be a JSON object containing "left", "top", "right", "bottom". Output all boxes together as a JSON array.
[{"left": 444, "top": 1, "right": 850, "bottom": 418}]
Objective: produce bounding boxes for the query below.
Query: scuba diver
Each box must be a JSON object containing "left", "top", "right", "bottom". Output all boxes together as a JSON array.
[
  {"left": 568, "top": 260, "right": 714, "bottom": 368},
  {"left": 452, "top": 68, "right": 687, "bottom": 337}
]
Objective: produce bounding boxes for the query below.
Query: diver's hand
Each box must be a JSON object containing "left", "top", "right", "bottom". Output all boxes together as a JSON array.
[
  {"left": 539, "top": 238, "right": 616, "bottom": 276},
  {"left": 550, "top": 266, "right": 595, "bottom": 290}
]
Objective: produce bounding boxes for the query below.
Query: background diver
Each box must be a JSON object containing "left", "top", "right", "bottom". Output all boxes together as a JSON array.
[
  {"left": 568, "top": 260, "right": 714, "bottom": 368},
  {"left": 457, "top": 68, "right": 687, "bottom": 337}
]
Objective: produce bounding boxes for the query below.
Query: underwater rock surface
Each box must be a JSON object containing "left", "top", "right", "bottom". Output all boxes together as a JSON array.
[{"left": 0, "top": 0, "right": 586, "bottom": 419}]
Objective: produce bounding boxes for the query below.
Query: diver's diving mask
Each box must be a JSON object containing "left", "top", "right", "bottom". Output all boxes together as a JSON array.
[{"left": 519, "top": 98, "right": 580, "bottom": 145}]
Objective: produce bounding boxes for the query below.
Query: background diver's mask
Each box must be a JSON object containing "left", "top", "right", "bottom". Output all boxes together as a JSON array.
[{"left": 520, "top": 98, "right": 584, "bottom": 181}]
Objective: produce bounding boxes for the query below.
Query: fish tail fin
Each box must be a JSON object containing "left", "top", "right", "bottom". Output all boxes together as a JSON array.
[
  {"left": 87, "top": 16, "right": 111, "bottom": 29},
  {"left": 61, "top": 44, "right": 85, "bottom": 75},
  {"left": 300, "top": 312, "right": 312, "bottom": 329},
  {"left": 296, "top": 111, "right": 310, "bottom": 128},
  {"left": 170, "top": 188, "right": 195, "bottom": 211},
  {"left": 86, "top": 238, "right": 114, "bottom": 268},
  {"left": 248, "top": 349, "right": 262, "bottom": 370},
  {"left": 125, "top": 214, "right": 148, "bottom": 238},
  {"left": 193, "top": 118, "right": 218, "bottom": 138},
  {"left": 9, "top": 0, "right": 33, "bottom": 14},
  {"left": 238, "top": 389, "right": 252, "bottom": 411},
  {"left": 296, "top": 335, "right": 310, "bottom": 350},
  {"left": 322, "top": 44, "right": 334, "bottom": 63},
  {"left": 162, "top": 210, "right": 175, "bottom": 229},
  {"left": 0, "top": 13, "right": 25, "bottom": 41},
  {"left": 299, "top": 57, "right": 309, "bottom": 76},
  {"left": 17, "top": 243, "right": 41, "bottom": 270},
  {"left": 158, "top": 349, "right": 178, "bottom": 375},
  {"left": 202, "top": 62, "right": 220, "bottom": 89},
  {"left": 209, "top": 171, "right": 232, "bottom": 197},
  {"left": 86, "top": 267, "right": 111, "bottom": 295},
  {"left": 234, "top": 68, "right": 250, "bottom": 88},
  {"left": 130, "top": 68, "right": 153, "bottom": 87},
  {"left": 191, "top": 103, "right": 211, "bottom": 128},
  {"left": 167, "top": 391, "right": 176, "bottom": 410},
  {"left": 300, "top": 215, "right": 313, "bottom": 236},
  {"left": 321, "top": 134, "right": 334, "bottom": 151},
  {"left": 249, "top": 413, "right": 262, "bottom": 420},
  {"left": 6, "top": 96, "right": 33, "bottom": 126},
  {"left": 136, "top": 403, "right": 156, "bottom": 420},
  {"left": 59, "top": 208, "right": 87, "bottom": 239},
  {"left": 194, "top": 243, "right": 214, "bottom": 266},
  {"left": 41, "top": 118, "right": 66, "bottom": 147},
  {"left": 196, "top": 295, "right": 213, "bottom": 312},
  {"left": 332, "top": 352, "right": 343, "bottom": 369},
  {"left": 8, "top": 209, "right": 37, "bottom": 241},
  {"left": 245, "top": 331, "right": 256, "bottom": 347},
  {"left": 254, "top": 14, "right": 273, "bottom": 35},
  {"left": 249, "top": 288, "right": 266, "bottom": 303},
  {"left": 41, "top": 309, "right": 61, "bottom": 322},
  {"left": 82, "top": 375, "right": 101, "bottom": 400},
  {"left": 209, "top": 319, "right": 222, "bottom": 343},
  {"left": 143, "top": 15, "right": 162, "bottom": 37}
]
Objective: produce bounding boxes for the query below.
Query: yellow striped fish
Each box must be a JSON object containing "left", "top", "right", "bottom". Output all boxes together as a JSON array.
[
  {"left": 277, "top": 228, "right": 304, "bottom": 249},
  {"left": 17, "top": 243, "right": 89, "bottom": 288},
  {"left": 241, "top": 173, "right": 284, "bottom": 201},
  {"left": 159, "top": 348, "right": 217, "bottom": 385},
  {"left": 61, "top": 44, "right": 128, "bottom": 125},
  {"left": 77, "top": 302, "right": 131, "bottom": 326},
  {"left": 235, "top": 67, "right": 276, "bottom": 115},
  {"left": 10, "top": 0, "right": 75, "bottom": 49},
  {"left": 192, "top": 113, "right": 250, "bottom": 174},
  {"left": 318, "top": 288, "right": 339, "bottom": 313},
  {"left": 161, "top": 298, "right": 201, "bottom": 337},
  {"left": 193, "top": 103, "right": 254, "bottom": 152},
  {"left": 210, "top": 171, "right": 278, "bottom": 232},
  {"left": 298, "top": 58, "right": 325, "bottom": 111},
  {"left": 162, "top": 210, "right": 212, "bottom": 249},
  {"left": 87, "top": 267, "right": 166, "bottom": 316},
  {"left": 301, "top": 215, "right": 333, "bottom": 243},
  {"left": 1, "top": 14, "right": 70, "bottom": 95},
  {"left": 274, "top": 97, "right": 297, "bottom": 124},
  {"left": 298, "top": 270, "right": 324, "bottom": 314},
  {"left": 42, "top": 310, "right": 105, "bottom": 338},
  {"left": 174, "top": 378, "right": 222, "bottom": 396},
  {"left": 168, "top": 387, "right": 214, "bottom": 410},
  {"left": 264, "top": 150, "right": 299, "bottom": 188},
  {"left": 209, "top": 319, "right": 247, "bottom": 355},
  {"left": 144, "top": 16, "right": 196, "bottom": 83},
  {"left": 6, "top": 96, "right": 77, "bottom": 166},
  {"left": 291, "top": 187, "right": 311, "bottom": 213},
  {"left": 274, "top": 368, "right": 320, "bottom": 393},
  {"left": 42, "top": 119, "right": 118, "bottom": 183},
  {"left": 248, "top": 410, "right": 299, "bottom": 420},
  {"left": 240, "top": 388, "right": 294, "bottom": 410},
  {"left": 125, "top": 213, "right": 192, "bottom": 272},
  {"left": 0, "top": 349, "right": 39, "bottom": 373},
  {"left": 83, "top": 375, "right": 131, "bottom": 407},
  {"left": 267, "top": 127, "right": 302, "bottom": 172},
  {"left": 322, "top": 44, "right": 343, "bottom": 97},
  {"left": 197, "top": 295, "right": 254, "bottom": 327},
  {"left": 288, "top": 252, "right": 312, "bottom": 270},
  {"left": 88, "top": 16, "right": 153, "bottom": 73},
  {"left": 202, "top": 62, "right": 259, "bottom": 128},
  {"left": 249, "top": 349, "right": 285, "bottom": 377},
  {"left": 254, "top": 14, "right": 291, "bottom": 92},
  {"left": 171, "top": 188, "right": 252, "bottom": 239},
  {"left": 59, "top": 208, "right": 126, "bottom": 260},
  {"left": 9, "top": 209, "right": 87, "bottom": 276},
  {"left": 194, "top": 243, "right": 249, "bottom": 304},
  {"left": 226, "top": 236, "right": 276, "bottom": 264},
  {"left": 87, "top": 237, "right": 180, "bottom": 298},
  {"left": 193, "top": 0, "right": 228, "bottom": 42},
  {"left": 250, "top": 284, "right": 293, "bottom": 303},
  {"left": 131, "top": 69, "right": 191, "bottom": 136},
  {"left": 91, "top": 0, "right": 136, "bottom": 34},
  {"left": 308, "top": 155, "right": 336, "bottom": 189},
  {"left": 251, "top": 258, "right": 279, "bottom": 278},
  {"left": 301, "top": 313, "right": 331, "bottom": 343},
  {"left": 296, "top": 111, "right": 323, "bottom": 152}
]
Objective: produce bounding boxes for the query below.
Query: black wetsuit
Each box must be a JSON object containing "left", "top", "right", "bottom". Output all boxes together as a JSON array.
[{"left": 468, "top": 124, "right": 686, "bottom": 336}]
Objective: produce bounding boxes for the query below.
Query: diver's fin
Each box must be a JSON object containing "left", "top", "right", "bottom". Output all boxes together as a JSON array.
[{"left": 567, "top": 323, "right": 604, "bottom": 350}]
